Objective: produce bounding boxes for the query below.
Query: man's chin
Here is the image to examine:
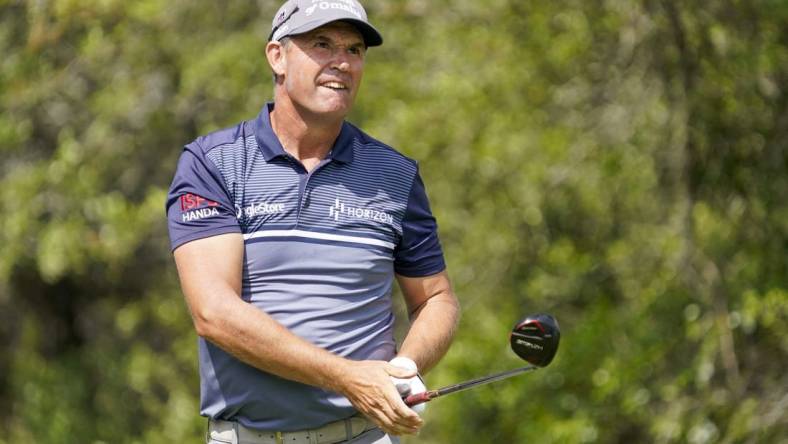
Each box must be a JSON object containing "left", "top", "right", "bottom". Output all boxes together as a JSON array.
[
  {"left": 311, "top": 101, "right": 353, "bottom": 119},
  {"left": 288, "top": 95, "right": 355, "bottom": 121}
]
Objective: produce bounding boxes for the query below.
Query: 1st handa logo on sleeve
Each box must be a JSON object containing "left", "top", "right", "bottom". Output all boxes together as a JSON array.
[{"left": 180, "top": 193, "right": 220, "bottom": 222}]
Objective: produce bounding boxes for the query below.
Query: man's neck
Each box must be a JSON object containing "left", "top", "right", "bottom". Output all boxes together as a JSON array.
[{"left": 269, "top": 98, "right": 344, "bottom": 170}]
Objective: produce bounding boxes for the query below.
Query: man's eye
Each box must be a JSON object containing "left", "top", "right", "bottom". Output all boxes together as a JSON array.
[{"left": 315, "top": 42, "right": 331, "bottom": 49}]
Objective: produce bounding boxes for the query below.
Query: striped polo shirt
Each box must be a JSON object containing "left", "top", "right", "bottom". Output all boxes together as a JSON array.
[{"left": 165, "top": 103, "right": 445, "bottom": 431}]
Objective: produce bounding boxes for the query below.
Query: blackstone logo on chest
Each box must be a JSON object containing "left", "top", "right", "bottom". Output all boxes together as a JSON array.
[
  {"left": 328, "top": 198, "right": 394, "bottom": 225},
  {"left": 237, "top": 202, "right": 286, "bottom": 219}
]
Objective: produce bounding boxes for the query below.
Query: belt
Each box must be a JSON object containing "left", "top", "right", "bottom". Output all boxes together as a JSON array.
[{"left": 207, "top": 415, "right": 376, "bottom": 444}]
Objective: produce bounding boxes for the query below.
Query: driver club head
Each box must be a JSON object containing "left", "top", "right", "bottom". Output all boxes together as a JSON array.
[{"left": 509, "top": 313, "right": 560, "bottom": 367}]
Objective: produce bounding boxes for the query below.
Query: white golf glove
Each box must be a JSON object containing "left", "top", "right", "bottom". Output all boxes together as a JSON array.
[{"left": 389, "top": 356, "right": 427, "bottom": 414}]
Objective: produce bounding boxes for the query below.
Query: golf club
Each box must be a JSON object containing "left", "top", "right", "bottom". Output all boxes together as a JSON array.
[{"left": 403, "top": 313, "right": 560, "bottom": 406}]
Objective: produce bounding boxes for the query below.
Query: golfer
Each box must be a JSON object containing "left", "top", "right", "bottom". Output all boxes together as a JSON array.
[{"left": 165, "top": 1, "right": 459, "bottom": 443}]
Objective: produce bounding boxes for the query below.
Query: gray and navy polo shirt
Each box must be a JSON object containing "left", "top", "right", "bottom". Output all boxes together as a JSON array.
[{"left": 166, "top": 103, "right": 445, "bottom": 431}]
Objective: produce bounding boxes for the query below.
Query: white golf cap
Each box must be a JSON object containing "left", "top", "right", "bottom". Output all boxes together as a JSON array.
[{"left": 268, "top": 0, "right": 383, "bottom": 47}]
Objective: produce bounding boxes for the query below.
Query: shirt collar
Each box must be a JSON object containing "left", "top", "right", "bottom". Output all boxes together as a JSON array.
[{"left": 254, "top": 102, "right": 355, "bottom": 164}]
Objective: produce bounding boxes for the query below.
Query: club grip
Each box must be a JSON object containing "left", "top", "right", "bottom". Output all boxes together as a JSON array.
[{"left": 404, "top": 391, "right": 434, "bottom": 406}]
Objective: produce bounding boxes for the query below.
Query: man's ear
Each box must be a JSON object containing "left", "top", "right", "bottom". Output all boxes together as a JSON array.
[{"left": 265, "top": 41, "right": 286, "bottom": 77}]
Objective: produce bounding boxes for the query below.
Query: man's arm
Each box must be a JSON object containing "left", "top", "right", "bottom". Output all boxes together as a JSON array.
[
  {"left": 395, "top": 270, "right": 461, "bottom": 373},
  {"left": 173, "top": 233, "right": 422, "bottom": 435}
]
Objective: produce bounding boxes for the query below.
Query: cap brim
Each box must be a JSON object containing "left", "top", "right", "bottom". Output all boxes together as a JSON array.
[{"left": 339, "top": 19, "right": 383, "bottom": 47}]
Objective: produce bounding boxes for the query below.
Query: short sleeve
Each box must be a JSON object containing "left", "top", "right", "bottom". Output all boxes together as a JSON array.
[
  {"left": 166, "top": 143, "right": 241, "bottom": 251},
  {"left": 394, "top": 168, "right": 446, "bottom": 277}
]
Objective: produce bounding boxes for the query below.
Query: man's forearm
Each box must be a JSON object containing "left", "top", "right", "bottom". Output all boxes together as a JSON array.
[
  {"left": 191, "top": 285, "right": 350, "bottom": 392},
  {"left": 397, "top": 292, "right": 460, "bottom": 373}
]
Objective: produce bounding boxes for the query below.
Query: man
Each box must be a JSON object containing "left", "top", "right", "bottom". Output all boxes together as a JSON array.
[{"left": 166, "top": 1, "right": 459, "bottom": 443}]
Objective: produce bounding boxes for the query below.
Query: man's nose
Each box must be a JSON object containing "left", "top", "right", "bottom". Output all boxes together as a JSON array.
[
  {"left": 334, "top": 60, "right": 351, "bottom": 71},
  {"left": 331, "top": 51, "right": 352, "bottom": 72}
]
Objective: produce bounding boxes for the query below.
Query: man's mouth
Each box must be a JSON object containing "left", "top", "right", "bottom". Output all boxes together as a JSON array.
[{"left": 320, "top": 81, "right": 349, "bottom": 91}]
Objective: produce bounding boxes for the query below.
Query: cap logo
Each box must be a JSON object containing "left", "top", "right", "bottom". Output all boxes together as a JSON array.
[
  {"left": 307, "top": 1, "right": 362, "bottom": 19},
  {"left": 271, "top": 5, "right": 300, "bottom": 41}
]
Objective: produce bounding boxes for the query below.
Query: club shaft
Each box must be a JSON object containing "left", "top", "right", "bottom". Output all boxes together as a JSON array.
[
  {"left": 435, "top": 365, "right": 537, "bottom": 396},
  {"left": 404, "top": 365, "right": 538, "bottom": 406}
]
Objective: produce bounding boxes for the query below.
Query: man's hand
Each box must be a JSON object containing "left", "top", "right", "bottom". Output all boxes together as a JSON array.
[
  {"left": 389, "top": 357, "right": 427, "bottom": 414},
  {"left": 334, "top": 360, "right": 423, "bottom": 436}
]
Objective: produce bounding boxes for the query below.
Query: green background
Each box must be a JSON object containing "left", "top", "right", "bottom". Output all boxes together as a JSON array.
[{"left": 1, "top": 0, "right": 786, "bottom": 442}]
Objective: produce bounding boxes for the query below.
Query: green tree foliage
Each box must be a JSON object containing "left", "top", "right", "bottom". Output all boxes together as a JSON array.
[{"left": 0, "top": 1, "right": 785, "bottom": 442}]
